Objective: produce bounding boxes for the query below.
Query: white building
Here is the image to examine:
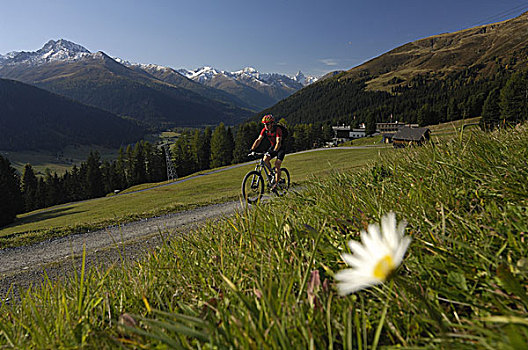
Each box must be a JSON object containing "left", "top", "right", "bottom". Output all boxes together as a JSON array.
[{"left": 332, "top": 125, "right": 366, "bottom": 143}]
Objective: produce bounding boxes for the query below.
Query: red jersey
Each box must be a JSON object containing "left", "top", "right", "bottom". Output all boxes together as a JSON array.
[{"left": 260, "top": 125, "right": 283, "bottom": 147}]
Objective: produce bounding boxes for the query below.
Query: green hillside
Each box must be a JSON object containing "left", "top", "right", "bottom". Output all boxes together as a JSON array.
[
  {"left": 0, "top": 123, "right": 527, "bottom": 348},
  {"left": 0, "top": 79, "right": 144, "bottom": 151},
  {"left": 259, "top": 11, "right": 528, "bottom": 127},
  {"left": 0, "top": 147, "right": 383, "bottom": 248}
]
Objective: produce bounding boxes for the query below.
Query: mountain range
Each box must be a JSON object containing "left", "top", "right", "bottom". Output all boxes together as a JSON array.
[
  {"left": 121, "top": 62, "right": 316, "bottom": 111},
  {"left": 0, "top": 42, "right": 248, "bottom": 129},
  {"left": 3, "top": 11, "right": 528, "bottom": 152},
  {"left": 0, "top": 39, "right": 316, "bottom": 121},
  {"left": 0, "top": 39, "right": 317, "bottom": 151}
]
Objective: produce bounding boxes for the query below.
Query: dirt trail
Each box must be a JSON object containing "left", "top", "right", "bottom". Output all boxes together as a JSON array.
[
  {"left": 0, "top": 146, "right": 380, "bottom": 298},
  {"left": 0, "top": 201, "right": 243, "bottom": 298}
]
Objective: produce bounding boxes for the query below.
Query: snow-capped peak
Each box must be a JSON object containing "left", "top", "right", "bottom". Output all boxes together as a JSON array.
[
  {"left": 0, "top": 39, "right": 91, "bottom": 66},
  {"left": 181, "top": 66, "right": 224, "bottom": 82},
  {"left": 0, "top": 39, "right": 319, "bottom": 87},
  {"left": 293, "top": 71, "right": 318, "bottom": 85},
  {"left": 178, "top": 65, "right": 317, "bottom": 88},
  {"left": 235, "top": 67, "right": 258, "bottom": 74},
  {"left": 115, "top": 58, "right": 172, "bottom": 73},
  {"left": 39, "top": 39, "right": 90, "bottom": 57}
]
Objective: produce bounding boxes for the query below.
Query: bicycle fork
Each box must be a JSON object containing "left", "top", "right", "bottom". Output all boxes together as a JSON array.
[{"left": 251, "top": 173, "right": 261, "bottom": 189}]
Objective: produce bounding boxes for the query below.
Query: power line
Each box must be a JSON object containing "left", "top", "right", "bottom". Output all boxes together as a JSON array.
[{"left": 470, "top": 2, "right": 528, "bottom": 27}]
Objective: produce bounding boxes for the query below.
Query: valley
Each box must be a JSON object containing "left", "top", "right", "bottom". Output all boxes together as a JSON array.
[
  {"left": 0, "top": 147, "right": 384, "bottom": 248},
  {"left": 0, "top": 7, "right": 528, "bottom": 348}
]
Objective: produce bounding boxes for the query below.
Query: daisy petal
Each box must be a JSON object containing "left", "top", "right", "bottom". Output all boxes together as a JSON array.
[{"left": 335, "top": 212, "right": 411, "bottom": 294}]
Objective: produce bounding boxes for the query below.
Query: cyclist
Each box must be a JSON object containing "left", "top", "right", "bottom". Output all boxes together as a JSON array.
[{"left": 250, "top": 114, "right": 285, "bottom": 191}]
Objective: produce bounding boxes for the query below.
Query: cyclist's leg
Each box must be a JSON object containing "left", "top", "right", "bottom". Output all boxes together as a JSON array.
[
  {"left": 263, "top": 147, "right": 274, "bottom": 170},
  {"left": 274, "top": 159, "right": 282, "bottom": 184},
  {"left": 273, "top": 149, "right": 286, "bottom": 186}
]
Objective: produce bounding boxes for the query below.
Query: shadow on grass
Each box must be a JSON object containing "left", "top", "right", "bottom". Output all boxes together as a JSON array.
[{"left": 3, "top": 207, "right": 87, "bottom": 233}]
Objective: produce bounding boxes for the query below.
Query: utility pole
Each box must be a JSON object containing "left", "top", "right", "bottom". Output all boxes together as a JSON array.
[{"left": 162, "top": 144, "right": 177, "bottom": 181}]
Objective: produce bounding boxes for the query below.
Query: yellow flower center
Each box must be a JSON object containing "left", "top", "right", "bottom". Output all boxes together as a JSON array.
[{"left": 373, "top": 255, "right": 395, "bottom": 280}]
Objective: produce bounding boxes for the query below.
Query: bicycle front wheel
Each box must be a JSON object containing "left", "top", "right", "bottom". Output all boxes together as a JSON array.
[
  {"left": 275, "top": 168, "right": 290, "bottom": 196},
  {"left": 242, "top": 171, "right": 264, "bottom": 204}
]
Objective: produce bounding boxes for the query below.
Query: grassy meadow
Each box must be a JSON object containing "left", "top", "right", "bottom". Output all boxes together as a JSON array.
[
  {"left": 0, "top": 147, "right": 383, "bottom": 248},
  {"left": 1, "top": 125, "right": 527, "bottom": 348},
  {"left": 1, "top": 144, "right": 119, "bottom": 175}
]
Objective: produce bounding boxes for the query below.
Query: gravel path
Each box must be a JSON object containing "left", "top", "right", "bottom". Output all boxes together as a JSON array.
[
  {"left": 0, "top": 146, "right": 383, "bottom": 300},
  {"left": 0, "top": 200, "right": 243, "bottom": 300}
]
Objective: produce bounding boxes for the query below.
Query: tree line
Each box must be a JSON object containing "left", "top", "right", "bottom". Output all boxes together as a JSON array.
[
  {"left": 0, "top": 121, "right": 335, "bottom": 227},
  {"left": 479, "top": 70, "right": 528, "bottom": 129},
  {"left": 0, "top": 141, "right": 169, "bottom": 227},
  {"left": 258, "top": 62, "right": 528, "bottom": 129},
  {"left": 4, "top": 64, "right": 528, "bottom": 228}
]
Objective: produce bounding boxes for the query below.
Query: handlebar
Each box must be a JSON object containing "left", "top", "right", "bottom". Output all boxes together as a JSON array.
[{"left": 248, "top": 152, "right": 270, "bottom": 157}]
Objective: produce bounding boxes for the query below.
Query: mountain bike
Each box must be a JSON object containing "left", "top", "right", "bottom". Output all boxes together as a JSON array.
[{"left": 242, "top": 152, "right": 290, "bottom": 204}]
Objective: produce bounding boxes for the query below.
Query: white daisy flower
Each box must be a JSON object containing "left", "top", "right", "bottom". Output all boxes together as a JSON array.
[{"left": 335, "top": 212, "right": 411, "bottom": 295}]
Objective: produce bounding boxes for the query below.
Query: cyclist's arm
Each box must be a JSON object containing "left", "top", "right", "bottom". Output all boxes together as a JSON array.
[
  {"left": 274, "top": 135, "right": 282, "bottom": 151},
  {"left": 251, "top": 135, "right": 264, "bottom": 151}
]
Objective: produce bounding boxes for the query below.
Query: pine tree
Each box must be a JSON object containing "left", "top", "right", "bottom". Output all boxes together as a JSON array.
[
  {"left": 131, "top": 141, "right": 147, "bottom": 185},
  {"left": 191, "top": 130, "right": 210, "bottom": 171},
  {"left": 201, "top": 127, "right": 212, "bottom": 170},
  {"left": 210, "top": 123, "right": 232, "bottom": 168},
  {"left": 0, "top": 155, "right": 23, "bottom": 227},
  {"left": 226, "top": 127, "right": 235, "bottom": 164},
  {"left": 365, "top": 112, "right": 377, "bottom": 135},
  {"left": 499, "top": 71, "right": 528, "bottom": 125},
  {"left": 36, "top": 177, "right": 46, "bottom": 209},
  {"left": 480, "top": 87, "right": 501, "bottom": 130},
  {"left": 43, "top": 169, "right": 61, "bottom": 207},
  {"left": 233, "top": 123, "right": 258, "bottom": 163},
  {"left": 115, "top": 147, "right": 128, "bottom": 189},
  {"left": 21, "top": 163, "right": 39, "bottom": 212},
  {"left": 85, "top": 151, "right": 105, "bottom": 198},
  {"left": 67, "top": 165, "right": 84, "bottom": 201},
  {"left": 447, "top": 98, "right": 460, "bottom": 122},
  {"left": 100, "top": 160, "right": 117, "bottom": 194},
  {"left": 125, "top": 144, "right": 134, "bottom": 185},
  {"left": 173, "top": 131, "right": 196, "bottom": 177},
  {"left": 144, "top": 142, "right": 165, "bottom": 182}
]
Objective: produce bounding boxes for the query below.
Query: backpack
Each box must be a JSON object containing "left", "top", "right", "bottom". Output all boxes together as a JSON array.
[{"left": 276, "top": 123, "right": 289, "bottom": 139}]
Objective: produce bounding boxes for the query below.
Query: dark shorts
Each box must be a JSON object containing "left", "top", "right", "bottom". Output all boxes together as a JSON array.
[{"left": 267, "top": 146, "right": 286, "bottom": 161}]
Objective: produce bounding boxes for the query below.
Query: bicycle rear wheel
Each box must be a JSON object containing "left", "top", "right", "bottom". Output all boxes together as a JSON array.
[
  {"left": 242, "top": 171, "right": 264, "bottom": 204},
  {"left": 275, "top": 168, "right": 290, "bottom": 196}
]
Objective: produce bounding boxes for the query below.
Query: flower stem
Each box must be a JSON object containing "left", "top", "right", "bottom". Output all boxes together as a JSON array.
[{"left": 372, "top": 279, "right": 394, "bottom": 350}]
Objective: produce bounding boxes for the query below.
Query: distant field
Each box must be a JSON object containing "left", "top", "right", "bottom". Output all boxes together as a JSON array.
[
  {"left": 2, "top": 131, "right": 182, "bottom": 176},
  {"left": 1, "top": 145, "right": 119, "bottom": 175},
  {"left": 0, "top": 147, "right": 387, "bottom": 248},
  {"left": 339, "top": 134, "right": 384, "bottom": 147},
  {"left": 429, "top": 116, "right": 481, "bottom": 136}
]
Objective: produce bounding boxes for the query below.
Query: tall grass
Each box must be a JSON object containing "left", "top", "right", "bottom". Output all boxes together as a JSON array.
[{"left": 0, "top": 126, "right": 527, "bottom": 348}]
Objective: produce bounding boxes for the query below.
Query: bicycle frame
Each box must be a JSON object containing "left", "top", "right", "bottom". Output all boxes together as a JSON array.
[
  {"left": 242, "top": 152, "right": 290, "bottom": 203},
  {"left": 252, "top": 154, "right": 275, "bottom": 184}
]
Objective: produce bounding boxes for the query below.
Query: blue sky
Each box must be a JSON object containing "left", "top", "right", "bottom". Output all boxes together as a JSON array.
[{"left": 1, "top": 0, "right": 527, "bottom": 77}]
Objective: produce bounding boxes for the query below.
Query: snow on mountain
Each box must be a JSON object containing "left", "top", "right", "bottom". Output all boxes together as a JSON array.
[
  {"left": 178, "top": 65, "right": 317, "bottom": 88},
  {"left": 0, "top": 39, "right": 319, "bottom": 87},
  {"left": 186, "top": 66, "right": 224, "bottom": 83},
  {"left": 294, "top": 71, "right": 318, "bottom": 85},
  {"left": 0, "top": 39, "right": 92, "bottom": 66},
  {"left": 116, "top": 59, "right": 173, "bottom": 74}
]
